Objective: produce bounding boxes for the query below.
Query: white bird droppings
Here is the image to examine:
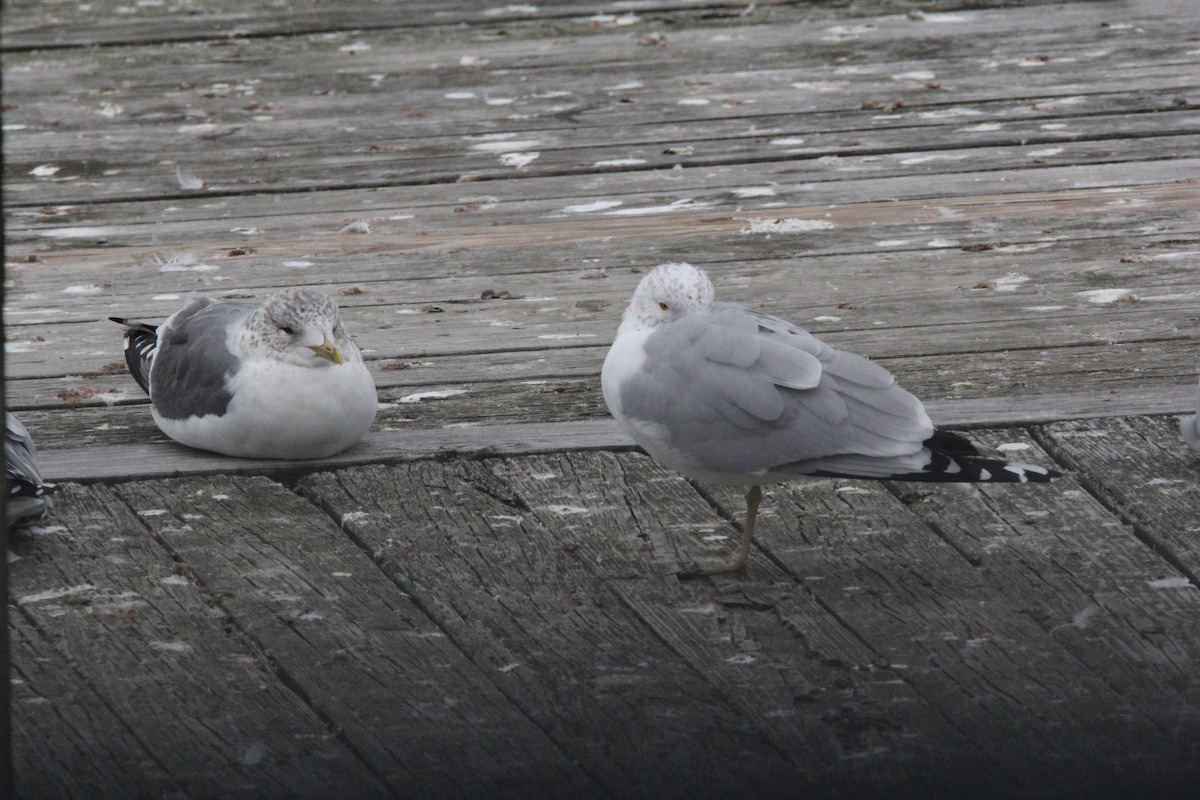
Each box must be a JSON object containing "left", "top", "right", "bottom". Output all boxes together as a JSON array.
[
  {"left": 499, "top": 151, "right": 539, "bottom": 168},
  {"left": 1149, "top": 576, "right": 1193, "bottom": 590},
  {"left": 593, "top": 158, "right": 648, "bottom": 167},
  {"left": 542, "top": 505, "right": 589, "bottom": 515},
  {"left": 1077, "top": 288, "right": 1138, "bottom": 305},
  {"left": 561, "top": 200, "right": 623, "bottom": 213},
  {"left": 399, "top": 389, "right": 467, "bottom": 403},
  {"left": 740, "top": 218, "right": 837, "bottom": 234}
]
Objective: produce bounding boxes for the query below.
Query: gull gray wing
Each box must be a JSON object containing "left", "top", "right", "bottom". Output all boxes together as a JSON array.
[
  {"left": 619, "top": 304, "right": 933, "bottom": 476},
  {"left": 149, "top": 299, "right": 255, "bottom": 420}
]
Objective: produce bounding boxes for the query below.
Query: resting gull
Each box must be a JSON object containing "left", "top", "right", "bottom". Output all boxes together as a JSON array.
[
  {"left": 111, "top": 288, "right": 376, "bottom": 459},
  {"left": 602, "top": 262, "right": 1060, "bottom": 575},
  {"left": 6, "top": 413, "right": 57, "bottom": 527}
]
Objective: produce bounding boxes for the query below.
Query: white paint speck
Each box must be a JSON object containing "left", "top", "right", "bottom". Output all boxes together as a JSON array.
[
  {"left": 678, "top": 98, "right": 710, "bottom": 106},
  {"left": 283, "top": 260, "right": 314, "bottom": 269},
  {"left": 1149, "top": 577, "right": 1193, "bottom": 590},
  {"left": 39, "top": 226, "right": 119, "bottom": 239},
  {"left": 484, "top": 5, "right": 538, "bottom": 15},
  {"left": 993, "top": 272, "right": 1031, "bottom": 292},
  {"left": 740, "top": 218, "right": 837, "bottom": 234},
  {"left": 471, "top": 138, "right": 541, "bottom": 153},
  {"left": 769, "top": 136, "right": 807, "bottom": 146},
  {"left": 918, "top": 108, "right": 984, "bottom": 119},
  {"left": 542, "top": 504, "right": 589, "bottom": 515},
  {"left": 444, "top": 91, "right": 477, "bottom": 99},
  {"left": 892, "top": 69, "right": 936, "bottom": 81},
  {"left": 561, "top": 200, "right": 623, "bottom": 213},
  {"left": 1077, "top": 288, "right": 1137, "bottom": 304},
  {"left": 813, "top": 315, "right": 841, "bottom": 323},
  {"left": 30, "top": 164, "right": 61, "bottom": 177},
  {"left": 1028, "top": 147, "right": 1064, "bottom": 158},
  {"left": 499, "top": 151, "right": 539, "bottom": 168},
  {"left": 18, "top": 584, "right": 96, "bottom": 605},
  {"left": 732, "top": 186, "right": 776, "bottom": 198},
  {"left": 399, "top": 389, "right": 466, "bottom": 403},
  {"left": 593, "top": 158, "right": 648, "bottom": 167}
]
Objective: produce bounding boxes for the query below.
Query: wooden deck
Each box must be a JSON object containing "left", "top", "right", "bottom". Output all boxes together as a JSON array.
[{"left": 4, "top": 0, "right": 1200, "bottom": 796}]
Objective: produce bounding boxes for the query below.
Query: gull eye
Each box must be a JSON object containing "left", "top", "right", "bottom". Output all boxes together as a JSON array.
[
  {"left": 280, "top": 325, "right": 295, "bottom": 335},
  {"left": 658, "top": 302, "right": 670, "bottom": 311}
]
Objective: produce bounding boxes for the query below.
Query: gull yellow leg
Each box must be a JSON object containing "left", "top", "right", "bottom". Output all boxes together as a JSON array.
[{"left": 691, "top": 485, "right": 762, "bottom": 576}]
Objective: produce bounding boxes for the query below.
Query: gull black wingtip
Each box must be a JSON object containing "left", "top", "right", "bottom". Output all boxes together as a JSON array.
[{"left": 110, "top": 316, "right": 158, "bottom": 395}]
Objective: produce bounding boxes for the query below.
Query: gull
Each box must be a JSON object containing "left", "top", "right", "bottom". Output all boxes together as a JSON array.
[
  {"left": 1182, "top": 373, "right": 1200, "bottom": 453},
  {"left": 111, "top": 288, "right": 377, "bottom": 459},
  {"left": 6, "top": 414, "right": 57, "bottom": 527},
  {"left": 602, "top": 262, "right": 1060, "bottom": 575}
]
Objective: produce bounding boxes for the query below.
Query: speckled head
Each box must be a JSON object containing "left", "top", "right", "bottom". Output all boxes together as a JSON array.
[
  {"left": 244, "top": 288, "right": 355, "bottom": 366},
  {"left": 261, "top": 287, "right": 342, "bottom": 330},
  {"left": 623, "top": 262, "right": 716, "bottom": 329}
]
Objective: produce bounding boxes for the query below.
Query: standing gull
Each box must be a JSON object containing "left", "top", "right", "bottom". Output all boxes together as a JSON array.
[
  {"left": 1182, "top": 373, "right": 1200, "bottom": 453},
  {"left": 112, "top": 288, "right": 377, "bottom": 459},
  {"left": 6, "top": 413, "right": 57, "bottom": 527},
  {"left": 602, "top": 262, "right": 1060, "bottom": 575}
]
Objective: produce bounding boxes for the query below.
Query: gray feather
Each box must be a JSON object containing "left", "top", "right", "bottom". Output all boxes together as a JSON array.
[
  {"left": 620, "top": 305, "right": 933, "bottom": 476},
  {"left": 149, "top": 299, "right": 254, "bottom": 420}
]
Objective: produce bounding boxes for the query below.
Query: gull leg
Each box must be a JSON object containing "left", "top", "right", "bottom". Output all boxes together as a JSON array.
[{"left": 691, "top": 485, "right": 762, "bottom": 576}]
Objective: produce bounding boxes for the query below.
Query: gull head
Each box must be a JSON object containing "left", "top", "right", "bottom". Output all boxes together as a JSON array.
[
  {"left": 247, "top": 288, "right": 354, "bottom": 367},
  {"left": 623, "top": 262, "right": 715, "bottom": 330}
]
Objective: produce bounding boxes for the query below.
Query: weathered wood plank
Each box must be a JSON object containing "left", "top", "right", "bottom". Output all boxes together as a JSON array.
[
  {"left": 878, "top": 428, "right": 1200, "bottom": 775},
  {"left": 21, "top": 378, "right": 1194, "bottom": 484},
  {"left": 298, "top": 458, "right": 817, "bottom": 798},
  {"left": 4, "top": 0, "right": 1197, "bottom": 204},
  {"left": 8, "top": 484, "right": 391, "bottom": 799},
  {"left": 7, "top": 99, "right": 1198, "bottom": 204},
  {"left": 299, "top": 453, "right": 997, "bottom": 796},
  {"left": 491, "top": 450, "right": 1021, "bottom": 796},
  {"left": 10, "top": 606, "right": 189, "bottom": 800},
  {"left": 109, "top": 474, "right": 606, "bottom": 798},
  {"left": 1036, "top": 415, "right": 1200, "bottom": 580},
  {"left": 1, "top": 0, "right": 808, "bottom": 48},
  {"left": 695, "top": 449, "right": 1200, "bottom": 795},
  {"left": 8, "top": 333, "right": 1197, "bottom": 424}
]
